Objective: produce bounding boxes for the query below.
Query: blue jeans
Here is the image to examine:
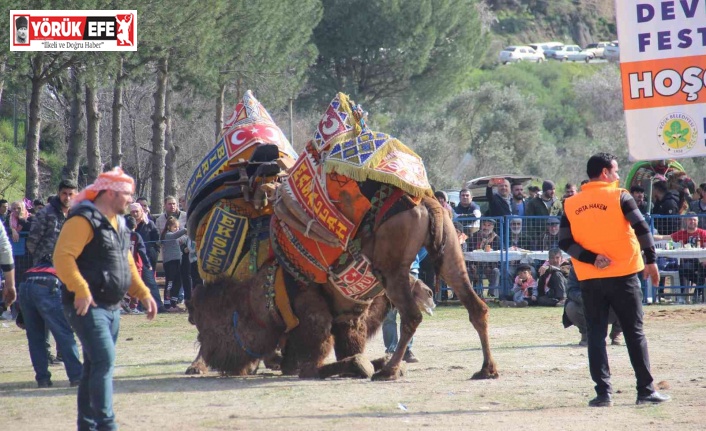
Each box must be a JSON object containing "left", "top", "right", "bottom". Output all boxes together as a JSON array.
[
  {"left": 19, "top": 277, "right": 82, "bottom": 384},
  {"left": 64, "top": 304, "right": 120, "bottom": 431},
  {"left": 382, "top": 308, "right": 414, "bottom": 354},
  {"left": 140, "top": 269, "right": 163, "bottom": 310}
]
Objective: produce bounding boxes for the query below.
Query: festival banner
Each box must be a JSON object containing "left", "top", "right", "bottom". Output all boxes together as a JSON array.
[
  {"left": 10, "top": 10, "right": 137, "bottom": 51},
  {"left": 616, "top": 1, "right": 706, "bottom": 161}
]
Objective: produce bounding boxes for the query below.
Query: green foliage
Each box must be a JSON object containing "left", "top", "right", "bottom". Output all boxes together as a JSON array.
[
  {"left": 213, "top": 0, "right": 322, "bottom": 109},
  {"left": 0, "top": 120, "right": 15, "bottom": 143},
  {"left": 306, "top": 0, "right": 488, "bottom": 107},
  {"left": 494, "top": 8, "right": 535, "bottom": 34},
  {"left": 486, "top": 0, "right": 618, "bottom": 50},
  {"left": 469, "top": 62, "right": 601, "bottom": 142},
  {"left": 40, "top": 149, "right": 65, "bottom": 189},
  {"left": 3, "top": 0, "right": 705, "bottom": 199},
  {"left": 446, "top": 82, "right": 543, "bottom": 174},
  {"left": 39, "top": 122, "right": 63, "bottom": 152},
  {"left": 0, "top": 138, "right": 27, "bottom": 201}
]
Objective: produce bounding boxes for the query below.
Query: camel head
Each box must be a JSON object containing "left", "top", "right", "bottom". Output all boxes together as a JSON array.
[{"left": 411, "top": 277, "right": 435, "bottom": 316}]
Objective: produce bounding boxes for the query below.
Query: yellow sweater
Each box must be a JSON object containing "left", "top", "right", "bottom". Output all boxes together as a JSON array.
[{"left": 54, "top": 215, "right": 150, "bottom": 301}]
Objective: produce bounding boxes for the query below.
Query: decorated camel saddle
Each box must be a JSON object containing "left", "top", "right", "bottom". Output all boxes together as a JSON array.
[
  {"left": 185, "top": 90, "right": 301, "bottom": 330},
  {"left": 271, "top": 93, "right": 433, "bottom": 309},
  {"left": 625, "top": 159, "right": 686, "bottom": 190}
]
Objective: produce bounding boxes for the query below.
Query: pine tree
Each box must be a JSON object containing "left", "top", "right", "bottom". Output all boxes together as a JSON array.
[{"left": 306, "top": 0, "right": 487, "bottom": 106}]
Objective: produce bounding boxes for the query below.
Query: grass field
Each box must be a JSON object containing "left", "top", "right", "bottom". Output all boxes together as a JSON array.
[{"left": 1, "top": 303, "right": 705, "bottom": 430}]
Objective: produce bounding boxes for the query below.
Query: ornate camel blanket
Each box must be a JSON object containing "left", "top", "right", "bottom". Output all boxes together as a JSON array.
[
  {"left": 270, "top": 93, "right": 431, "bottom": 303},
  {"left": 185, "top": 90, "right": 297, "bottom": 204},
  {"left": 186, "top": 91, "right": 300, "bottom": 331}
]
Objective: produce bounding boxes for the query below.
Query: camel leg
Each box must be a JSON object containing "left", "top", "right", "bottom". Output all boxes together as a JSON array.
[
  {"left": 317, "top": 354, "right": 374, "bottom": 379},
  {"left": 184, "top": 348, "right": 208, "bottom": 375},
  {"left": 331, "top": 317, "right": 367, "bottom": 360},
  {"left": 287, "top": 285, "right": 334, "bottom": 379},
  {"left": 372, "top": 270, "right": 423, "bottom": 381},
  {"left": 279, "top": 341, "right": 299, "bottom": 376},
  {"left": 365, "top": 206, "right": 428, "bottom": 381},
  {"left": 439, "top": 218, "right": 498, "bottom": 379},
  {"left": 364, "top": 295, "right": 391, "bottom": 340}
]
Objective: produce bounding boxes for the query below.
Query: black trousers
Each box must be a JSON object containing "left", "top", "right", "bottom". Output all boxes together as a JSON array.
[
  {"left": 164, "top": 260, "right": 182, "bottom": 306},
  {"left": 580, "top": 273, "right": 655, "bottom": 397}
]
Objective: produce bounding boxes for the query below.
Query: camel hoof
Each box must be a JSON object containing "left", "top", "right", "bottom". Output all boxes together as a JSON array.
[
  {"left": 371, "top": 356, "right": 388, "bottom": 371},
  {"left": 471, "top": 368, "right": 499, "bottom": 380},
  {"left": 372, "top": 366, "right": 403, "bottom": 381},
  {"left": 345, "top": 354, "right": 374, "bottom": 379},
  {"left": 263, "top": 353, "right": 283, "bottom": 371},
  {"left": 281, "top": 366, "right": 299, "bottom": 376},
  {"left": 371, "top": 360, "right": 406, "bottom": 381},
  {"left": 185, "top": 363, "right": 207, "bottom": 375},
  {"left": 298, "top": 365, "right": 322, "bottom": 380}
]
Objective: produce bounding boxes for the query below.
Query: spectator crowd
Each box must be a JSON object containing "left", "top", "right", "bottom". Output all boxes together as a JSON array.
[
  {"left": 0, "top": 169, "right": 704, "bottom": 391},
  {"left": 427, "top": 174, "right": 706, "bottom": 344}
]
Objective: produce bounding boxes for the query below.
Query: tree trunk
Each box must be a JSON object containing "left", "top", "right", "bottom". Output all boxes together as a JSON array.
[
  {"left": 131, "top": 117, "right": 142, "bottom": 196},
  {"left": 25, "top": 56, "right": 44, "bottom": 201},
  {"left": 150, "top": 56, "right": 168, "bottom": 214},
  {"left": 111, "top": 57, "right": 124, "bottom": 168},
  {"left": 85, "top": 80, "right": 102, "bottom": 183},
  {"left": 164, "top": 81, "right": 178, "bottom": 199},
  {"left": 0, "top": 60, "right": 6, "bottom": 111},
  {"left": 62, "top": 67, "right": 84, "bottom": 183},
  {"left": 215, "top": 82, "right": 226, "bottom": 139}
]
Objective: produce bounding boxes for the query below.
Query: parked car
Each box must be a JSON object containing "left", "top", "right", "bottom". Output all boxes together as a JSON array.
[
  {"left": 604, "top": 41, "right": 620, "bottom": 62},
  {"left": 542, "top": 43, "right": 566, "bottom": 60},
  {"left": 498, "top": 46, "right": 544, "bottom": 64},
  {"left": 550, "top": 45, "right": 594, "bottom": 62},
  {"left": 528, "top": 42, "right": 563, "bottom": 59},
  {"left": 583, "top": 41, "right": 611, "bottom": 58}
]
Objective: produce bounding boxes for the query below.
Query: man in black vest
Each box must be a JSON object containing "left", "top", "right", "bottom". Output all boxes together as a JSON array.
[{"left": 55, "top": 168, "right": 157, "bottom": 430}]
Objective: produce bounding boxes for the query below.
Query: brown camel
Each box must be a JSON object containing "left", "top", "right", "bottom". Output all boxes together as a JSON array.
[
  {"left": 185, "top": 172, "right": 497, "bottom": 380},
  {"left": 184, "top": 94, "right": 496, "bottom": 380},
  {"left": 187, "top": 258, "right": 436, "bottom": 378},
  {"left": 276, "top": 196, "right": 498, "bottom": 381},
  {"left": 187, "top": 185, "right": 498, "bottom": 381}
]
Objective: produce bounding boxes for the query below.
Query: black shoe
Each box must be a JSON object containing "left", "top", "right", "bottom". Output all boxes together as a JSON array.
[
  {"left": 588, "top": 394, "right": 613, "bottom": 407},
  {"left": 403, "top": 350, "right": 419, "bottom": 363},
  {"left": 37, "top": 380, "right": 53, "bottom": 388},
  {"left": 636, "top": 391, "right": 671, "bottom": 405}
]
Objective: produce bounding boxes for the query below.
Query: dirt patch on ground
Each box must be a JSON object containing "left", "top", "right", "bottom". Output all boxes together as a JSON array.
[
  {"left": 648, "top": 307, "right": 706, "bottom": 320},
  {"left": 2, "top": 303, "right": 705, "bottom": 430}
]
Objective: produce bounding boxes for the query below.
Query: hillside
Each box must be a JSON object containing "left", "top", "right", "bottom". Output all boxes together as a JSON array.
[
  {"left": 0, "top": 118, "right": 61, "bottom": 201},
  {"left": 487, "top": 0, "right": 617, "bottom": 49}
]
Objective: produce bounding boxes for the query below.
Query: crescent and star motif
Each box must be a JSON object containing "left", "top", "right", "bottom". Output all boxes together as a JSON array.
[{"left": 321, "top": 115, "right": 340, "bottom": 135}]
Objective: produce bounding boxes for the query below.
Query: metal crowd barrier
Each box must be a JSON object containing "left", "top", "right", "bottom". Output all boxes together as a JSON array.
[
  {"left": 435, "top": 213, "right": 704, "bottom": 304},
  {"left": 647, "top": 214, "right": 706, "bottom": 304}
]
